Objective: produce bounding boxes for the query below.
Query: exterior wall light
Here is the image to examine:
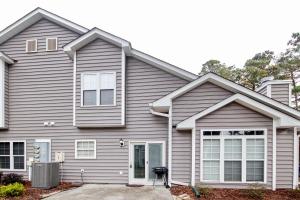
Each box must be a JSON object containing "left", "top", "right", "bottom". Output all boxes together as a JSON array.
[{"left": 120, "top": 138, "right": 124, "bottom": 147}]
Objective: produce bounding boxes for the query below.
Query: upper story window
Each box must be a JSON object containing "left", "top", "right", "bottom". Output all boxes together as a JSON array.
[
  {"left": 46, "top": 38, "right": 58, "bottom": 51},
  {"left": 81, "top": 72, "right": 116, "bottom": 106},
  {"left": 26, "top": 39, "right": 37, "bottom": 53}
]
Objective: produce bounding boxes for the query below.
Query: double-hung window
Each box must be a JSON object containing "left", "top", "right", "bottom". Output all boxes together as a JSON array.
[
  {"left": 0, "top": 141, "right": 25, "bottom": 170},
  {"left": 82, "top": 72, "right": 116, "bottom": 106},
  {"left": 75, "top": 140, "right": 96, "bottom": 159},
  {"left": 201, "top": 130, "right": 266, "bottom": 183}
]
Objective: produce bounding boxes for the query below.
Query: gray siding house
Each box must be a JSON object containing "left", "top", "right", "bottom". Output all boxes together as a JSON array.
[{"left": 0, "top": 8, "right": 299, "bottom": 190}]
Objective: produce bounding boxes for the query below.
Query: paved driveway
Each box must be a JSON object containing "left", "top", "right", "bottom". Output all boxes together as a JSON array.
[{"left": 45, "top": 184, "right": 173, "bottom": 200}]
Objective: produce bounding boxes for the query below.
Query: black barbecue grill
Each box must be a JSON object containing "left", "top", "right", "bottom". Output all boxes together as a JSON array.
[{"left": 152, "top": 167, "right": 168, "bottom": 187}]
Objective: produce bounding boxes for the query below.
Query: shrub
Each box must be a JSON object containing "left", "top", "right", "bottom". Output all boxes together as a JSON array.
[
  {"left": 2, "top": 173, "right": 24, "bottom": 185},
  {"left": 243, "top": 184, "right": 266, "bottom": 200},
  {"left": 0, "top": 182, "right": 25, "bottom": 197},
  {"left": 196, "top": 184, "right": 212, "bottom": 197}
]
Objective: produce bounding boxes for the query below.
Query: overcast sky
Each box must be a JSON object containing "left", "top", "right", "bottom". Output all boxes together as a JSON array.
[{"left": 0, "top": 0, "right": 299, "bottom": 74}]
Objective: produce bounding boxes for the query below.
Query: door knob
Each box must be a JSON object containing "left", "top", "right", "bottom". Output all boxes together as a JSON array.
[{"left": 130, "top": 164, "right": 132, "bottom": 168}]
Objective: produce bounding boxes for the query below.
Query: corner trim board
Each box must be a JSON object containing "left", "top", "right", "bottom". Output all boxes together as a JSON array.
[
  {"left": 73, "top": 51, "right": 77, "bottom": 126},
  {"left": 272, "top": 120, "right": 277, "bottom": 191}
]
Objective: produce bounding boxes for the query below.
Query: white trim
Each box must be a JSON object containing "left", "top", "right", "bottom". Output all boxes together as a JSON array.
[
  {"left": 293, "top": 127, "right": 298, "bottom": 189},
  {"left": 177, "top": 94, "right": 300, "bottom": 130},
  {"left": 121, "top": 49, "right": 126, "bottom": 126},
  {"left": 75, "top": 139, "right": 97, "bottom": 159},
  {"left": 0, "top": 60, "right": 5, "bottom": 128},
  {"left": 35, "top": 139, "right": 51, "bottom": 162},
  {"left": 0, "top": 140, "right": 27, "bottom": 171},
  {"left": 64, "top": 28, "right": 131, "bottom": 58},
  {"left": 26, "top": 39, "right": 38, "bottom": 53},
  {"left": 128, "top": 140, "right": 166, "bottom": 185},
  {"left": 267, "top": 85, "right": 271, "bottom": 98},
  {"left": 0, "top": 8, "right": 87, "bottom": 45},
  {"left": 73, "top": 51, "right": 77, "bottom": 126},
  {"left": 168, "top": 103, "right": 173, "bottom": 186},
  {"left": 0, "top": 52, "right": 14, "bottom": 64},
  {"left": 272, "top": 120, "right": 277, "bottom": 190},
  {"left": 152, "top": 73, "right": 300, "bottom": 119},
  {"left": 150, "top": 108, "right": 169, "bottom": 118},
  {"left": 200, "top": 129, "right": 267, "bottom": 184},
  {"left": 80, "top": 71, "right": 117, "bottom": 107},
  {"left": 46, "top": 37, "right": 58, "bottom": 51},
  {"left": 289, "top": 83, "right": 292, "bottom": 107},
  {"left": 191, "top": 128, "right": 195, "bottom": 186}
]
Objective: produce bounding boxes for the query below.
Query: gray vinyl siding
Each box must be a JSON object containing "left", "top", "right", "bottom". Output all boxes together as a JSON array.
[
  {"left": 0, "top": 18, "right": 188, "bottom": 182},
  {"left": 172, "top": 82, "right": 233, "bottom": 183},
  {"left": 271, "top": 84, "right": 290, "bottom": 105},
  {"left": 172, "top": 129, "right": 191, "bottom": 183},
  {"left": 276, "top": 128, "right": 294, "bottom": 188},
  {"left": 196, "top": 102, "right": 273, "bottom": 189},
  {"left": 172, "top": 82, "right": 233, "bottom": 124},
  {"left": 76, "top": 39, "right": 122, "bottom": 126},
  {"left": 4, "top": 65, "right": 8, "bottom": 128}
]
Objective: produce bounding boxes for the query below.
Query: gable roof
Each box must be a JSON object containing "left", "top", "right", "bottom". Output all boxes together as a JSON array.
[
  {"left": 0, "top": 7, "right": 88, "bottom": 45},
  {"left": 64, "top": 28, "right": 198, "bottom": 81},
  {"left": 151, "top": 73, "right": 300, "bottom": 120},
  {"left": 177, "top": 94, "right": 300, "bottom": 130}
]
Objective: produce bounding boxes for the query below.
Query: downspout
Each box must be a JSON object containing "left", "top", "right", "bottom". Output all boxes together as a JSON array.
[{"left": 149, "top": 106, "right": 171, "bottom": 187}]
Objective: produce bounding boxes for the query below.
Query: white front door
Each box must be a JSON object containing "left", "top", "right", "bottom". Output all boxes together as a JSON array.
[{"left": 129, "top": 141, "right": 165, "bottom": 185}]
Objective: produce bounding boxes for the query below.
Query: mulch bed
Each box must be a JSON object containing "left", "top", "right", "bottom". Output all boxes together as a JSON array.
[
  {"left": 170, "top": 185, "right": 300, "bottom": 200},
  {"left": 3, "top": 181, "right": 78, "bottom": 200}
]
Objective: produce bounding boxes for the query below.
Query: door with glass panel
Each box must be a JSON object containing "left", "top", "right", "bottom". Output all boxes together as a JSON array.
[{"left": 129, "top": 142, "right": 165, "bottom": 185}]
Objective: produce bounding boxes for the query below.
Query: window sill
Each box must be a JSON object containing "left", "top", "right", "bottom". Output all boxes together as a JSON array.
[
  {"left": 0, "top": 169, "right": 26, "bottom": 172},
  {"left": 75, "top": 157, "right": 97, "bottom": 160},
  {"left": 80, "top": 104, "right": 117, "bottom": 108}
]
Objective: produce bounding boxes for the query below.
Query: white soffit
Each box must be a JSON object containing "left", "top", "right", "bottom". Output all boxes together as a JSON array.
[
  {"left": 0, "top": 7, "right": 88, "bottom": 45},
  {"left": 152, "top": 73, "right": 300, "bottom": 120},
  {"left": 177, "top": 94, "right": 300, "bottom": 130}
]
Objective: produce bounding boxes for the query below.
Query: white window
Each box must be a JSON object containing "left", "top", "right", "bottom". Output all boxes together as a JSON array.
[
  {"left": 75, "top": 140, "right": 96, "bottom": 159},
  {"left": 81, "top": 72, "right": 116, "bottom": 106},
  {"left": 201, "top": 129, "right": 266, "bottom": 183},
  {"left": 26, "top": 39, "right": 37, "bottom": 52},
  {"left": 46, "top": 38, "right": 58, "bottom": 51},
  {"left": 0, "top": 141, "right": 26, "bottom": 170}
]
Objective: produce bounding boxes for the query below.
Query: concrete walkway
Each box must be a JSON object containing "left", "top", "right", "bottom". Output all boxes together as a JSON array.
[{"left": 45, "top": 184, "right": 173, "bottom": 200}]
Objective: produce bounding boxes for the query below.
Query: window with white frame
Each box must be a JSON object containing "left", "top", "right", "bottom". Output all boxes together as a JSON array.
[
  {"left": 46, "top": 38, "right": 58, "bottom": 51},
  {"left": 26, "top": 39, "right": 37, "bottom": 52},
  {"left": 201, "top": 130, "right": 266, "bottom": 183},
  {"left": 0, "top": 141, "right": 25, "bottom": 170},
  {"left": 75, "top": 140, "right": 96, "bottom": 159},
  {"left": 82, "top": 72, "right": 116, "bottom": 106}
]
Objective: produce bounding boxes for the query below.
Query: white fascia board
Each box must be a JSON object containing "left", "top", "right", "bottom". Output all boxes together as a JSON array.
[
  {"left": 130, "top": 49, "right": 198, "bottom": 81},
  {"left": 64, "top": 28, "right": 131, "bottom": 58},
  {"left": 177, "top": 94, "right": 300, "bottom": 130},
  {"left": 153, "top": 73, "right": 300, "bottom": 119},
  {"left": 0, "top": 52, "right": 14, "bottom": 64},
  {"left": 0, "top": 8, "right": 88, "bottom": 45}
]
